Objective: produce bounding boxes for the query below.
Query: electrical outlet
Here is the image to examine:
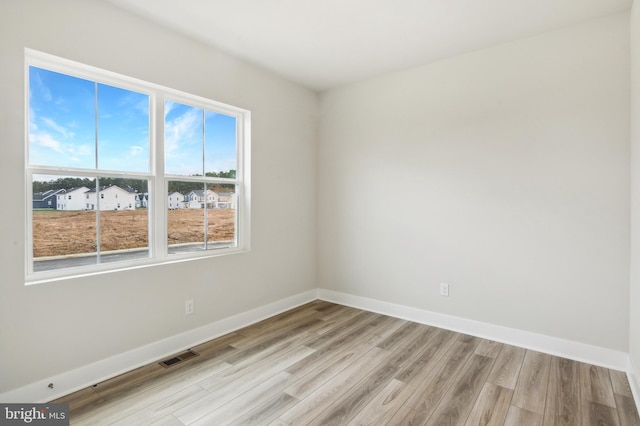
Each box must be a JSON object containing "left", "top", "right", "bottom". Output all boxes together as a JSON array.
[
  {"left": 440, "top": 283, "right": 449, "bottom": 297},
  {"left": 185, "top": 299, "right": 195, "bottom": 315}
]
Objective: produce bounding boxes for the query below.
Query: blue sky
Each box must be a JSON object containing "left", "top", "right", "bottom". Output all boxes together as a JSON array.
[{"left": 29, "top": 66, "right": 237, "bottom": 177}]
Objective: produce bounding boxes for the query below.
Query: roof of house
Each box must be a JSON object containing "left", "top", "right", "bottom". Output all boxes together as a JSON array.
[
  {"left": 85, "top": 185, "right": 136, "bottom": 194},
  {"left": 33, "top": 189, "right": 65, "bottom": 201},
  {"left": 185, "top": 189, "right": 217, "bottom": 198},
  {"left": 64, "top": 186, "right": 90, "bottom": 194}
]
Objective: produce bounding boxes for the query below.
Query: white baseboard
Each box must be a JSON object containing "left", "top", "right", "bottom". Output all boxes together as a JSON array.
[
  {"left": 0, "top": 289, "right": 318, "bottom": 403},
  {"left": 629, "top": 358, "right": 640, "bottom": 412},
  {"left": 318, "top": 288, "right": 630, "bottom": 372}
]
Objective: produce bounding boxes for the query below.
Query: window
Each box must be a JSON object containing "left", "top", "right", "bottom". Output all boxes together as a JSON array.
[{"left": 26, "top": 50, "right": 250, "bottom": 282}]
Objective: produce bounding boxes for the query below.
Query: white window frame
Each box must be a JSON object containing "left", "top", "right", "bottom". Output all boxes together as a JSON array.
[{"left": 25, "top": 49, "right": 251, "bottom": 284}]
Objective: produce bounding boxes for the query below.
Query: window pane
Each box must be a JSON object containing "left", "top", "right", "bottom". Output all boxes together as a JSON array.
[
  {"left": 98, "top": 84, "right": 150, "bottom": 172},
  {"left": 167, "top": 181, "right": 205, "bottom": 254},
  {"left": 207, "top": 183, "right": 237, "bottom": 249},
  {"left": 98, "top": 179, "right": 149, "bottom": 263},
  {"left": 28, "top": 67, "right": 96, "bottom": 168},
  {"left": 165, "top": 101, "right": 203, "bottom": 176},
  {"left": 32, "top": 175, "right": 97, "bottom": 272},
  {"left": 205, "top": 111, "right": 237, "bottom": 178}
]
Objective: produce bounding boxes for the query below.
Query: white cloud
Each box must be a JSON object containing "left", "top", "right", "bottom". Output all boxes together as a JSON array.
[
  {"left": 30, "top": 132, "right": 64, "bottom": 154},
  {"left": 70, "top": 144, "right": 92, "bottom": 157},
  {"left": 31, "top": 71, "right": 52, "bottom": 102},
  {"left": 30, "top": 131, "right": 92, "bottom": 158},
  {"left": 41, "top": 117, "right": 75, "bottom": 139},
  {"left": 29, "top": 108, "right": 38, "bottom": 132},
  {"left": 164, "top": 100, "right": 176, "bottom": 118},
  {"left": 165, "top": 107, "right": 201, "bottom": 158},
  {"left": 128, "top": 146, "right": 144, "bottom": 157}
]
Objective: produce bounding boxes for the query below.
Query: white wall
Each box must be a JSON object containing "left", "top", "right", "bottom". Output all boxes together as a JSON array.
[
  {"left": 0, "top": 0, "right": 317, "bottom": 394},
  {"left": 318, "top": 13, "right": 630, "bottom": 351},
  {"left": 630, "top": 0, "right": 640, "bottom": 382}
]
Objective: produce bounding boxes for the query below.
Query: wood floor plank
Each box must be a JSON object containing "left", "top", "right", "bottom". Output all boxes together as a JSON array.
[
  {"left": 394, "top": 327, "right": 457, "bottom": 385},
  {"left": 615, "top": 393, "right": 640, "bottom": 426},
  {"left": 511, "top": 350, "right": 551, "bottom": 415},
  {"left": 197, "top": 332, "right": 313, "bottom": 394},
  {"left": 475, "top": 339, "right": 503, "bottom": 359},
  {"left": 312, "top": 306, "right": 367, "bottom": 335},
  {"left": 303, "top": 310, "right": 381, "bottom": 350},
  {"left": 223, "top": 316, "right": 322, "bottom": 365},
  {"left": 283, "top": 315, "right": 405, "bottom": 398},
  {"left": 375, "top": 328, "right": 461, "bottom": 422},
  {"left": 376, "top": 321, "right": 424, "bottom": 350},
  {"left": 464, "top": 383, "right": 513, "bottom": 426},
  {"left": 306, "top": 321, "right": 443, "bottom": 425},
  {"left": 504, "top": 406, "right": 543, "bottom": 426},
  {"left": 230, "top": 311, "right": 323, "bottom": 350},
  {"left": 486, "top": 344, "right": 525, "bottom": 389},
  {"left": 404, "top": 334, "right": 481, "bottom": 422},
  {"left": 52, "top": 387, "right": 99, "bottom": 412},
  {"left": 174, "top": 345, "right": 314, "bottom": 424},
  {"left": 286, "top": 314, "right": 403, "bottom": 379},
  {"left": 346, "top": 378, "right": 406, "bottom": 425},
  {"left": 90, "top": 362, "right": 165, "bottom": 400},
  {"left": 189, "top": 331, "right": 242, "bottom": 357},
  {"left": 86, "top": 384, "right": 207, "bottom": 426},
  {"left": 148, "top": 414, "right": 185, "bottom": 426},
  {"left": 387, "top": 404, "right": 420, "bottom": 426},
  {"left": 581, "top": 400, "right": 620, "bottom": 426},
  {"left": 425, "top": 354, "right": 495, "bottom": 426},
  {"left": 610, "top": 369, "right": 634, "bottom": 398},
  {"left": 279, "top": 346, "right": 390, "bottom": 425},
  {"left": 317, "top": 304, "right": 360, "bottom": 321},
  {"left": 190, "top": 371, "right": 297, "bottom": 425},
  {"left": 71, "top": 358, "right": 232, "bottom": 423},
  {"left": 285, "top": 341, "right": 375, "bottom": 400},
  {"left": 307, "top": 300, "right": 341, "bottom": 312},
  {"left": 233, "top": 304, "right": 323, "bottom": 342},
  {"left": 295, "top": 322, "right": 429, "bottom": 426},
  {"left": 229, "top": 392, "right": 298, "bottom": 426},
  {"left": 580, "top": 362, "right": 617, "bottom": 408},
  {"left": 359, "top": 327, "right": 460, "bottom": 423},
  {"left": 543, "top": 356, "right": 581, "bottom": 426}
]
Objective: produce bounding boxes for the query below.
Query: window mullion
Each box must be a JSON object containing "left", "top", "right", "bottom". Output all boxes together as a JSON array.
[
  {"left": 152, "top": 94, "right": 167, "bottom": 259},
  {"left": 94, "top": 82, "right": 101, "bottom": 264},
  {"left": 202, "top": 109, "right": 209, "bottom": 251}
]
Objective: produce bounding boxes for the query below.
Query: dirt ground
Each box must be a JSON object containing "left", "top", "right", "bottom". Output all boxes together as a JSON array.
[{"left": 32, "top": 209, "right": 235, "bottom": 257}]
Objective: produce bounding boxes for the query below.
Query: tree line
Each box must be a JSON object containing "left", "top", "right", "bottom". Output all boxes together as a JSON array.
[{"left": 33, "top": 170, "right": 236, "bottom": 195}]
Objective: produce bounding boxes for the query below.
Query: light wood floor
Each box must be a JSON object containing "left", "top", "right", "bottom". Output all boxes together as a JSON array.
[{"left": 56, "top": 300, "right": 640, "bottom": 425}]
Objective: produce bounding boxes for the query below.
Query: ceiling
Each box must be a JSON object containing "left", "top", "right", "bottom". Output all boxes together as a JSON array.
[{"left": 105, "top": 0, "right": 632, "bottom": 91}]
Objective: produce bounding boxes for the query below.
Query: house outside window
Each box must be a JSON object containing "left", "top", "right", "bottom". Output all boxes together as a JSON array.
[{"left": 26, "top": 49, "right": 250, "bottom": 282}]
